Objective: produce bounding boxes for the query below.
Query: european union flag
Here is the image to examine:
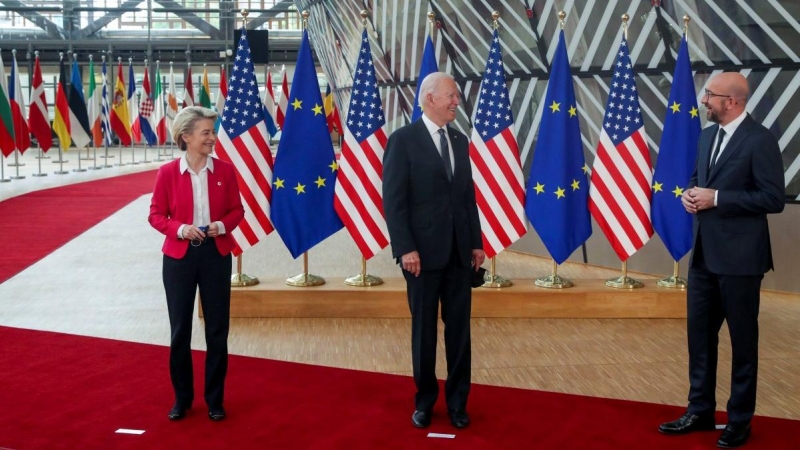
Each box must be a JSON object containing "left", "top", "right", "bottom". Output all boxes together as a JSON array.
[
  {"left": 652, "top": 35, "right": 700, "bottom": 261},
  {"left": 271, "top": 29, "right": 343, "bottom": 258},
  {"left": 525, "top": 30, "right": 591, "bottom": 265},
  {"left": 410, "top": 34, "right": 437, "bottom": 122}
]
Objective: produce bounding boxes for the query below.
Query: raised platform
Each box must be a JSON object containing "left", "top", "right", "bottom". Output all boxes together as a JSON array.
[{"left": 221, "top": 277, "right": 687, "bottom": 319}]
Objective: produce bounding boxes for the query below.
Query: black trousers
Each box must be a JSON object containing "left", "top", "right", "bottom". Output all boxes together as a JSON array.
[
  {"left": 163, "top": 240, "right": 232, "bottom": 409},
  {"left": 687, "top": 238, "right": 762, "bottom": 424},
  {"left": 403, "top": 244, "right": 472, "bottom": 413}
]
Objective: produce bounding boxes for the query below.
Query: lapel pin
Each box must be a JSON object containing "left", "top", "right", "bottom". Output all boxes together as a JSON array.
[{"left": 217, "top": 181, "right": 222, "bottom": 186}]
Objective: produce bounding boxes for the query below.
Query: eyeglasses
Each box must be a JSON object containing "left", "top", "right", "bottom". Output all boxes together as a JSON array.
[{"left": 704, "top": 89, "right": 732, "bottom": 99}]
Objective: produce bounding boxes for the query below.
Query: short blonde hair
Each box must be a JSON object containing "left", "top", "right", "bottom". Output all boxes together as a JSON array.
[{"left": 171, "top": 106, "right": 219, "bottom": 151}]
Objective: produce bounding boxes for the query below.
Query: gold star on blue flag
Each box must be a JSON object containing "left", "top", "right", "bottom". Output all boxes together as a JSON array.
[
  {"left": 652, "top": 34, "right": 700, "bottom": 261},
  {"left": 271, "top": 29, "right": 343, "bottom": 258},
  {"left": 525, "top": 30, "right": 591, "bottom": 264}
]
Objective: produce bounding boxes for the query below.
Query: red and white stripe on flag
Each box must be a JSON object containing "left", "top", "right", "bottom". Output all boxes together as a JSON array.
[
  {"left": 468, "top": 30, "right": 526, "bottom": 258},
  {"left": 333, "top": 29, "right": 390, "bottom": 259},
  {"left": 588, "top": 36, "right": 653, "bottom": 261},
  {"left": 214, "top": 29, "right": 275, "bottom": 255}
]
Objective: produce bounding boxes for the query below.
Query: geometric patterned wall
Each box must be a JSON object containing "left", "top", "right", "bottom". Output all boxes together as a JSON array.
[{"left": 298, "top": 0, "right": 800, "bottom": 200}]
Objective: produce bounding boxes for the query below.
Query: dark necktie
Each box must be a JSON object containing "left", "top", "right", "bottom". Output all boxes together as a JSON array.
[
  {"left": 438, "top": 128, "right": 453, "bottom": 181},
  {"left": 709, "top": 128, "right": 726, "bottom": 169}
]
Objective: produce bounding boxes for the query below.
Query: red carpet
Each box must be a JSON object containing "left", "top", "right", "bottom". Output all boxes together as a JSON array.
[
  {"left": 1, "top": 326, "right": 797, "bottom": 449},
  {"left": 0, "top": 171, "right": 157, "bottom": 284}
]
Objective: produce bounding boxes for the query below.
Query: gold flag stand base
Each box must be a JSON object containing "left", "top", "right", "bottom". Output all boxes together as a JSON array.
[
  {"left": 605, "top": 262, "right": 644, "bottom": 289},
  {"left": 480, "top": 257, "right": 512, "bottom": 288},
  {"left": 344, "top": 273, "right": 383, "bottom": 287},
  {"left": 657, "top": 261, "right": 687, "bottom": 289},
  {"left": 286, "top": 253, "right": 325, "bottom": 287},
  {"left": 286, "top": 273, "right": 325, "bottom": 287},
  {"left": 231, "top": 272, "right": 259, "bottom": 287},
  {"left": 344, "top": 257, "right": 384, "bottom": 287},
  {"left": 535, "top": 260, "right": 574, "bottom": 289},
  {"left": 231, "top": 254, "right": 259, "bottom": 287},
  {"left": 657, "top": 276, "right": 687, "bottom": 289}
]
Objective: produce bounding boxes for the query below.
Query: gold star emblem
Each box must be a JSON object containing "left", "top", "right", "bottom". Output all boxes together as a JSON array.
[
  {"left": 568, "top": 105, "right": 577, "bottom": 117},
  {"left": 533, "top": 182, "right": 545, "bottom": 194},
  {"left": 291, "top": 98, "right": 303, "bottom": 110},
  {"left": 294, "top": 182, "right": 306, "bottom": 194},
  {"left": 571, "top": 179, "right": 580, "bottom": 191},
  {"left": 582, "top": 164, "right": 589, "bottom": 174},
  {"left": 312, "top": 104, "right": 323, "bottom": 115},
  {"left": 315, "top": 176, "right": 326, "bottom": 188},
  {"left": 670, "top": 101, "right": 681, "bottom": 113},
  {"left": 653, "top": 181, "right": 663, "bottom": 192},
  {"left": 328, "top": 160, "right": 338, "bottom": 172},
  {"left": 554, "top": 187, "right": 566, "bottom": 199},
  {"left": 549, "top": 100, "right": 561, "bottom": 113},
  {"left": 689, "top": 106, "right": 699, "bottom": 118},
  {"left": 274, "top": 177, "right": 285, "bottom": 189},
  {"left": 672, "top": 186, "right": 684, "bottom": 198}
]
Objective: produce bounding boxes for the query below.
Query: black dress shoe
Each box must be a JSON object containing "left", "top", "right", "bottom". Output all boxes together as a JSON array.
[
  {"left": 411, "top": 409, "right": 432, "bottom": 428},
  {"left": 167, "top": 402, "right": 191, "bottom": 421},
  {"left": 658, "top": 412, "right": 716, "bottom": 435},
  {"left": 448, "top": 410, "right": 470, "bottom": 429},
  {"left": 208, "top": 408, "right": 226, "bottom": 421},
  {"left": 717, "top": 423, "right": 751, "bottom": 448}
]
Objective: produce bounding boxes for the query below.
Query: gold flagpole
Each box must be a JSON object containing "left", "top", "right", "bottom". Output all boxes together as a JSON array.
[
  {"left": 282, "top": 10, "right": 326, "bottom": 288},
  {"left": 656, "top": 15, "right": 692, "bottom": 290},
  {"left": 479, "top": 11, "right": 513, "bottom": 289},
  {"left": 604, "top": 14, "right": 643, "bottom": 290},
  {"left": 343, "top": 8, "right": 384, "bottom": 288}
]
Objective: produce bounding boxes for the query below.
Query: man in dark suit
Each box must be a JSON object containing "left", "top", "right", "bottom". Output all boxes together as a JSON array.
[
  {"left": 659, "top": 72, "right": 785, "bottom": 448},
  {"left": 382, "top": 72, "right": 485, "bottom": 429}
]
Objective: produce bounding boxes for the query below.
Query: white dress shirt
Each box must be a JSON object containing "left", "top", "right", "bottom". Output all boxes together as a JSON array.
[
  {"left": 177, "top": 155, "right": 226, "bottom": 238},
  {"left": 421, "top": 114, "right": 455, "bottom": 177}
]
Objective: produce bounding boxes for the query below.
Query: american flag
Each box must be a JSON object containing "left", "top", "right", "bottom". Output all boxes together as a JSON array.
[
  {"left": 333, "top": 29, "right": 390, "bottom": 259},
  {"left": 468, "top": 29, "right": 526, "bottom": 259},
  {"left": 214, "top": 28, "right": 275, "bottom": 255},
  {"left": 588, "top": 35, "right": 653, "bottom": 261}
]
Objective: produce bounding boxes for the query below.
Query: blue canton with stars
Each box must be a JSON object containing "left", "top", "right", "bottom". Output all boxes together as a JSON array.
[
  {"left": 603, "top": 37, "right": 644, "bottom": 145},
  {"left": 473, "top": 29, "right": 514, "bottom": 141},
  {"left": 221, "top": 29, "right": 266, "bottom": 138},
  {"left": 346, "top": 29, "right": 386, "bottom": 143}
]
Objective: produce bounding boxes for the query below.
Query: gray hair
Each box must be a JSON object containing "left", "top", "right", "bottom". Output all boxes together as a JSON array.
[
  {"left": 171, "top": 106, "right": 219, "bottom": 151},
  {"left": 419, "top": 72, "right": 455, "bottom": 108}
]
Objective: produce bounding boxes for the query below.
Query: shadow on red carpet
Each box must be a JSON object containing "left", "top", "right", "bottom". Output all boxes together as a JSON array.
[
  {"left": 1, "top": 326, "right": 797, "bottom": 449},
  {"left": 0, "top": 170, "right": 157, "bottom": 284}
]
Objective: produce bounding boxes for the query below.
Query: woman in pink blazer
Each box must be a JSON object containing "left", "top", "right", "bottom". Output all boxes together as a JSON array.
[{"left": 148, "top": 106, "right": 244, "bottom": 422}]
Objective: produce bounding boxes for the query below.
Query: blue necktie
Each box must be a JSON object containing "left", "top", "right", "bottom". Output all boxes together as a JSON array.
[{"left": 438, "top": 128, "right": 453, "bottom": 181}]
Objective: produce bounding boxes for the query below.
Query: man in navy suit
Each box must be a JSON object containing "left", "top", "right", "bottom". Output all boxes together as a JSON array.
[
  {"left": 659, "top": 72, "right": 785, "bottom": 448},
  {"left": 383, "top": 72, "right": 485, "bottom": 429}
]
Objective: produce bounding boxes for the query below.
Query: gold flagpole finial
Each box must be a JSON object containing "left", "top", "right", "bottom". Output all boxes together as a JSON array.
[
  {"left": 558, "top": 11, "right": 566, "bottom": 29},
  {"left": 622, "top": 13, "right": 629, "bottom": 40},
  {"left": 683, "top": 14, "right": 690, "bottom": 35},
  {"left": 491, "top": 10, "right": 500, "bottom": 30},
  {"left": 241, "top": 8, "right": 249, "bottom": 27},
  {"left": 427, "top": 11, "right": 435, "bottom": 35},
  {"left": 302, "top": 10, "right": 309, "bottom": 29},
  {"left": 360, "top": 9, "right": 368, "bottom": 28}
]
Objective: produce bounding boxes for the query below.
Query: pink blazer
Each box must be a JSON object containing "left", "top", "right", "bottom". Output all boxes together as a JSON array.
[{"left": 148, "top": 157, "right": 245, "bottom": 259}]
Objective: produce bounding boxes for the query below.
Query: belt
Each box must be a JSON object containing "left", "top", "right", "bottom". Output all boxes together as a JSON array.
[{"left": 190, "top": 237, "right": 215, "bottom": 247}]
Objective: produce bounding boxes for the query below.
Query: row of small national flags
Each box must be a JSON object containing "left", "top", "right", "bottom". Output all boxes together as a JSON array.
[
  {"left": 210, "top": 21, "right": 700, "bottom": 268},
  {"left": 0, "top": 55, "right": 303, "bottom": 155}
]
